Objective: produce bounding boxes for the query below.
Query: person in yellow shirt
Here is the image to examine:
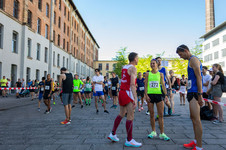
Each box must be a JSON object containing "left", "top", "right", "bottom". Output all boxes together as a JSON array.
[
  {"left": 51, "top": 78, "right": 56, "bottom": 105},
  {"left": 0, "top": 76, "right": 8, "bottom": 98}
]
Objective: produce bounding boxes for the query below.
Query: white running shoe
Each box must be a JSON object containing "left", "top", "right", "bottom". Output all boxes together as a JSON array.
[
  {"left": 124, "top": 139, "right": 142, "bottom": 147},
  {"left": 108, "top": 133, "right": 119, "bottom": 142}
]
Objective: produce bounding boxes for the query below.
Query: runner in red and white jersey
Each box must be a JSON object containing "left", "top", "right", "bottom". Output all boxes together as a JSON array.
[{"left": 108, "top": 52, "right": 142, "bottom": 148}]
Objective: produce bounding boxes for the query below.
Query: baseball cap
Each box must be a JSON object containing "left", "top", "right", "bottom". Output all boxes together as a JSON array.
[{"left": 208, "top": 68, "right": 213, "bottom": 72}]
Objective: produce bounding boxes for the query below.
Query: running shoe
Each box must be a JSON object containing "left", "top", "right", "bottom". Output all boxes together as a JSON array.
[
  {"left": 37, "top": 108, "right": 40, "bottom": 112},
  {"left": 81, "top": 105, "right": 83, "bottom": 108},
  {"left": 159, "top": 133, "right": 170, "bottom": 141},
  {"left": 124, "top": 139, "right": 142, "bottom": 148},
  {"left": 61, "top": 119, "right": 71, "bottom": 125},
  {"left": 96, "top": 109, "right": 99, "bottom": 114},
  {"left": 114, "top": 105, "right": 117, "bottom": 109},
  {"left": 146, "top": 110, "right": 150, "bottom": 115},
  {"left": 212, "top": 120, "right": 223, "bottom": 125},
  {"left": 108, "top": 133, "right": 119, "bottom": 142},
  {"left": 44, "top": 110, "right": 50, "bottom": 114},
  {"left": 49, "top": 107, "right": 52, "bottom": 112},
  {"left": 148, "top": 131, "right": 157, "bottom": 139},
  {"left": 110, "top": 105, "right": 115, "bottom": 108},
  {"left": 141, "top": 107, "right": 144, "bottom": 110},
  {"left": 53, "top": 102, "right": 56, "bottom": 105},
  {"left": 183, "top": 141, "right": 196, "bottom": 149},
  {"left": 72, "top": 105, "right": 75, "bottom": 108},
  {"left": 138, "top": 109, "right": 141, "bottom": 112},
  {"left": 192, "top": 147, "right": 203, "bottom": 150},
  {"left": 104, "top": 110, "right": 109, "bottom": 114}
]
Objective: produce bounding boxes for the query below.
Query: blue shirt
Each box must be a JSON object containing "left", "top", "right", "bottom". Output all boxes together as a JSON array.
[
  {"left": 137, "top": 78, "right": 145, "bottom": 91},
  {"left": 187, "top": 55, "right": 203, "bottom": 93},
  {"left": 38, "top": 81, "right": 45, "bottom": 93},
  {"left": 159, "top": 67, "right": 167, "bottom": 82}
]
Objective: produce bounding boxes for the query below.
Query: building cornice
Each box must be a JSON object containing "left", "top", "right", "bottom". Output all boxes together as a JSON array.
[{"left": 200, "top": 21, "right": 226, "bottom": 39}]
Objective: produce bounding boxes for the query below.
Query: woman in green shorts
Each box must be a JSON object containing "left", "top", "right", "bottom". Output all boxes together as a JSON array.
[
  {"left": 84, "top": 76, "right": 92, "bottom": 105},
  {"left": 144, "top": 59, "right": 170, "bottom": 141}
]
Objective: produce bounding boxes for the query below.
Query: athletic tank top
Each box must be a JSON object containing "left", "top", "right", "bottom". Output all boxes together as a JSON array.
[
  {"left": 147, "top": 71, "right": 162, "bottom": 94},
  {"left": 180, "top": 79, "right": 186, "bottom": 86},
  {"left": 84, "top": 81, "right": 92, "bottom": 92},
  {"left": 137, "top": 78, "right": 145, "bottom": 91},
  {"left": 103, "top": 80, "right": 108, "bottom": 90},
  {"left": 120, "top": 65, "right": 134, "bottom": 91},
  {"left": 187, "top": 55, "right": 203, "bottom": 93},
  {"left": 62, "top": 73, "right": 73, "bottom": 93},
  {"left": 45, "top": 80, "right": 51, "bottom": 93}
]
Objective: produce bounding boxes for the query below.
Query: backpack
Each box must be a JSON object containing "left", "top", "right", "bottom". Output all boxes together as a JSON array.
[
  {"left": 221, "top": 76, "right": 226, "bottom": 92},
  {"left": 200, "top": 106, "right": 213, "bottom": 120}
]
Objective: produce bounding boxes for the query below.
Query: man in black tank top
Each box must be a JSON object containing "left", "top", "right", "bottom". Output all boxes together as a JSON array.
[
  {"left": 43, "top": 74, "right": 53, "bottom": 114},
  {"left": 59, "top": 67, "right": 73, "bottom": 125}
]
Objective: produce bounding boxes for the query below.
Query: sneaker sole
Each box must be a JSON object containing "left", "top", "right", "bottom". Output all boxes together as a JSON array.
[
  {"left": 124, "top": 143, "right": 142, "bottom": 148},
  {"left": 183, "top": 145, "right": 194, "bottom": 149},
  {"left": 159, "top": 137, "right": 170, "bottom": 141},
  {"left": 148, "top": 135, "right": 157, "bottom": 139},
  {"left": 107, "top": 137, "right": 119, "bottom": 142}
]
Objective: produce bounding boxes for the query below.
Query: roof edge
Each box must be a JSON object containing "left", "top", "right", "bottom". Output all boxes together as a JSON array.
[{"left": 200, "top": 21, "right": 226, "bottom": 39}]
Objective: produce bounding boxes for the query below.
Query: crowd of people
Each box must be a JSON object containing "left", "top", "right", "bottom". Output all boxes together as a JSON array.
[{"left": 0, "top": 44, "right": 225, "bottom": 150}]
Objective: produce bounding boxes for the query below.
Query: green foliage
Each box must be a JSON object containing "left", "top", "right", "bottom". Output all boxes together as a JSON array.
[
  {"left": 136, "top": 55, "right": 153, "bottom": 73},
  {"left": 113, "top": 47, "right": 128, "bottom": 78},
  {"left": 190, "top": 41, "right": 203, "bottom": 59}
]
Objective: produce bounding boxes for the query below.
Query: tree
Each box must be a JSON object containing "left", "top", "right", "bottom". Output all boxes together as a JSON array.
[
  {"left": 136, "top": 55, "right": 153, "bottom": 73},
  {"left": 113, "top": 47, "right": 128, "bottom": 78}
]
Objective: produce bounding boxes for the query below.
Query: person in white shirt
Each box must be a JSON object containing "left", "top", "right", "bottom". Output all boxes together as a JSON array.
[
  {"left": 92, "top": 69, "right": 109, "bottom": 114},
  {"left": 7, "top": 78, "right": 11, "bottom": 95},
  {"left": 202, "top": 66, "right": 211, "bottom": 106}
]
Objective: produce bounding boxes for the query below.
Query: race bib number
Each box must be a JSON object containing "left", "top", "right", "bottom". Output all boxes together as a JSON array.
[
  {"left": 105, "top": 83, "right": 108, "bottom": 86},
  {"left": 45, "top": 86, "right": 50, "bottom": 90},
  {"left": 166, "top": 84, "right": 169, "bottom": 88},
  {"left": 41, "top": 87, "right": 44, "bottom": 91},
  {"left": 112, "top": 86, "right": 116, "bottom": 90},
  {"left": 187, "top": 80, "right": 191, "bottom": 89},
  {"left": 74, "top": 86, "right": 78, "bottom": 90},
  {"left": 86, "top": 84, "right": 91, "bottom": 88},
  {"left": 139, "top": 87, "right": 144, "bottom": 91},
  {"left": 149, "top": 81, "right": 159, "bottom": 88}
]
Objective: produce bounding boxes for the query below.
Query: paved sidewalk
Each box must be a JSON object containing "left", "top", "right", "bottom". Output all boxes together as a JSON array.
[{"left": 0, "top": 94, "right": 226, "bottom": 150}]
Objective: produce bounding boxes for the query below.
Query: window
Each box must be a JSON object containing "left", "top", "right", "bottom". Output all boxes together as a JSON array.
[
  {"left": 67, "top": 42, "right": 69, "bottom": 52},
  {"left": 44, "top": 71, "right": 47, "bottom": 78},
  {"left": 63, "top": 23, "right": 66, "bottom": 33},
  {"left": 12, "top": 31, "right": 18, "bottom": 53},
  {"left": 46, "top": 3, "right": 49, "bottom": 17},
  {"left": 45, "top": 24, "right": 48, "bottom": 39},
  {"left": 36, "top": 69, "right": 40, "bottom": 80},
  {"left": 209, "top": 54, "right": 213, "bottom": 61},
  {"left": 212, "top": 38, "right": 219, "bottom": 47},
  {"left": 37, "top": 18, "right": 41, "bottom": 34},
  {"left": 98, "top": 63, "right": 102, "bottom": 70},
  {"left": 27, "top": 10, "right": 32, "bottom": 28},
  {"left": 223, "top": 35, "right": 226, "bottom": 42},
  {"left": 53, "top": 30, "right": 55, "bottom": 43},
  {"left": 74, "top": 34, "right": 76, "bottom": 43},
  {"left": 67, "top": 26, "right": 69, "bottom": 36},
  {"left": 53, "top": 51, "right": 55, "bottom": 66},
  {"left": 219, "top": 62, "right": 225, "bottom": 67},
  {"left": 0, "top": 62, "right": 2, "bottom": 79},
  {"left": 64, "top": 6, "right": 66, "bottom": 16},
  {"left": 63, "top": 39, "right": 65, "bottom": 49},
  {"left": 0, "top": 24, "right": 3, "bottom": 49},
  {"left": 68, "top": 11, "right": 69, "bottom": 21},
  {"left": 66, "top": 58, "right": 69, "bottom": 69},
  {"left": 57, "top": 34, "right": 60, "bottom": 46},
  {"left": 106, "top": 73, "right": 109, "bottom": 79},
  {"left": 106, "top": 63, "right": 109, "bottom": 70},
  {"left": 27, "top": 38, "right": 31, "bottom": 57},
  {"left": 13, "top": 0, "right": 19, "bottom": 19},
  {"left": 36, "top": 43, "right": 40, "bottom": 60},
  {"left": 44, "top": 47, "right": 48, "bottom": 63},
  {"left": 59, "top": 0, "right": 61, "bottom": 10},
  {"left": 38, "top": 0, "right": 42, "bottom": 10},
  {"left": 76, "top": 63, "right": 78, "bottom": 73},
  {"left": 204, "top": 43, "right": 210, "bottom": 50},
  {"left": 214, "top": 51, "right": 219, "bottom": 59},
  {"left": 54, "top": 12, "right": 56, "bottom": 24},
  {"left": 74, "top": 21, "right": 76, "bottom": 29},
  {"left": 58, "top": 17, "right": 61, "bottom": 28},
  {"left": 53, "top": 73, "right": 55, "bottom": 80},
  {"left": 57, "top": 54, "right": 60, "bottom": 67},
  {"left": 63, "top": 56, "right": 65, "bottom": 67},
  {"left": 222, "top": 48, "right": 226, "bottom": 57},
  {"left": 0, "top": 0, "right": 4, "bottom": 9}
]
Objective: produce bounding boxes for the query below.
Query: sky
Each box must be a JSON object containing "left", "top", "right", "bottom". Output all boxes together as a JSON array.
[{"left": 73, "top": 0, "right": 226, "bottom": 60}]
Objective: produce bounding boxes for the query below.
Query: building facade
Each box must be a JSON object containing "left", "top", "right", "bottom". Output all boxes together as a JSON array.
[
  {"left": 201, "top": 21, "right": 226, "bottom": 75},
  {"left": 94, "top": 60, "right": 117, "bottom": 79},
  {"left": 0, "top": 0, "right": 99, "bottom": 86}
]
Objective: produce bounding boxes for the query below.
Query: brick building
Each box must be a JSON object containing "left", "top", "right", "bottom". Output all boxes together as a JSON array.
[{"left": 0, "top": 0, "right": 99, "bottom": 86}]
